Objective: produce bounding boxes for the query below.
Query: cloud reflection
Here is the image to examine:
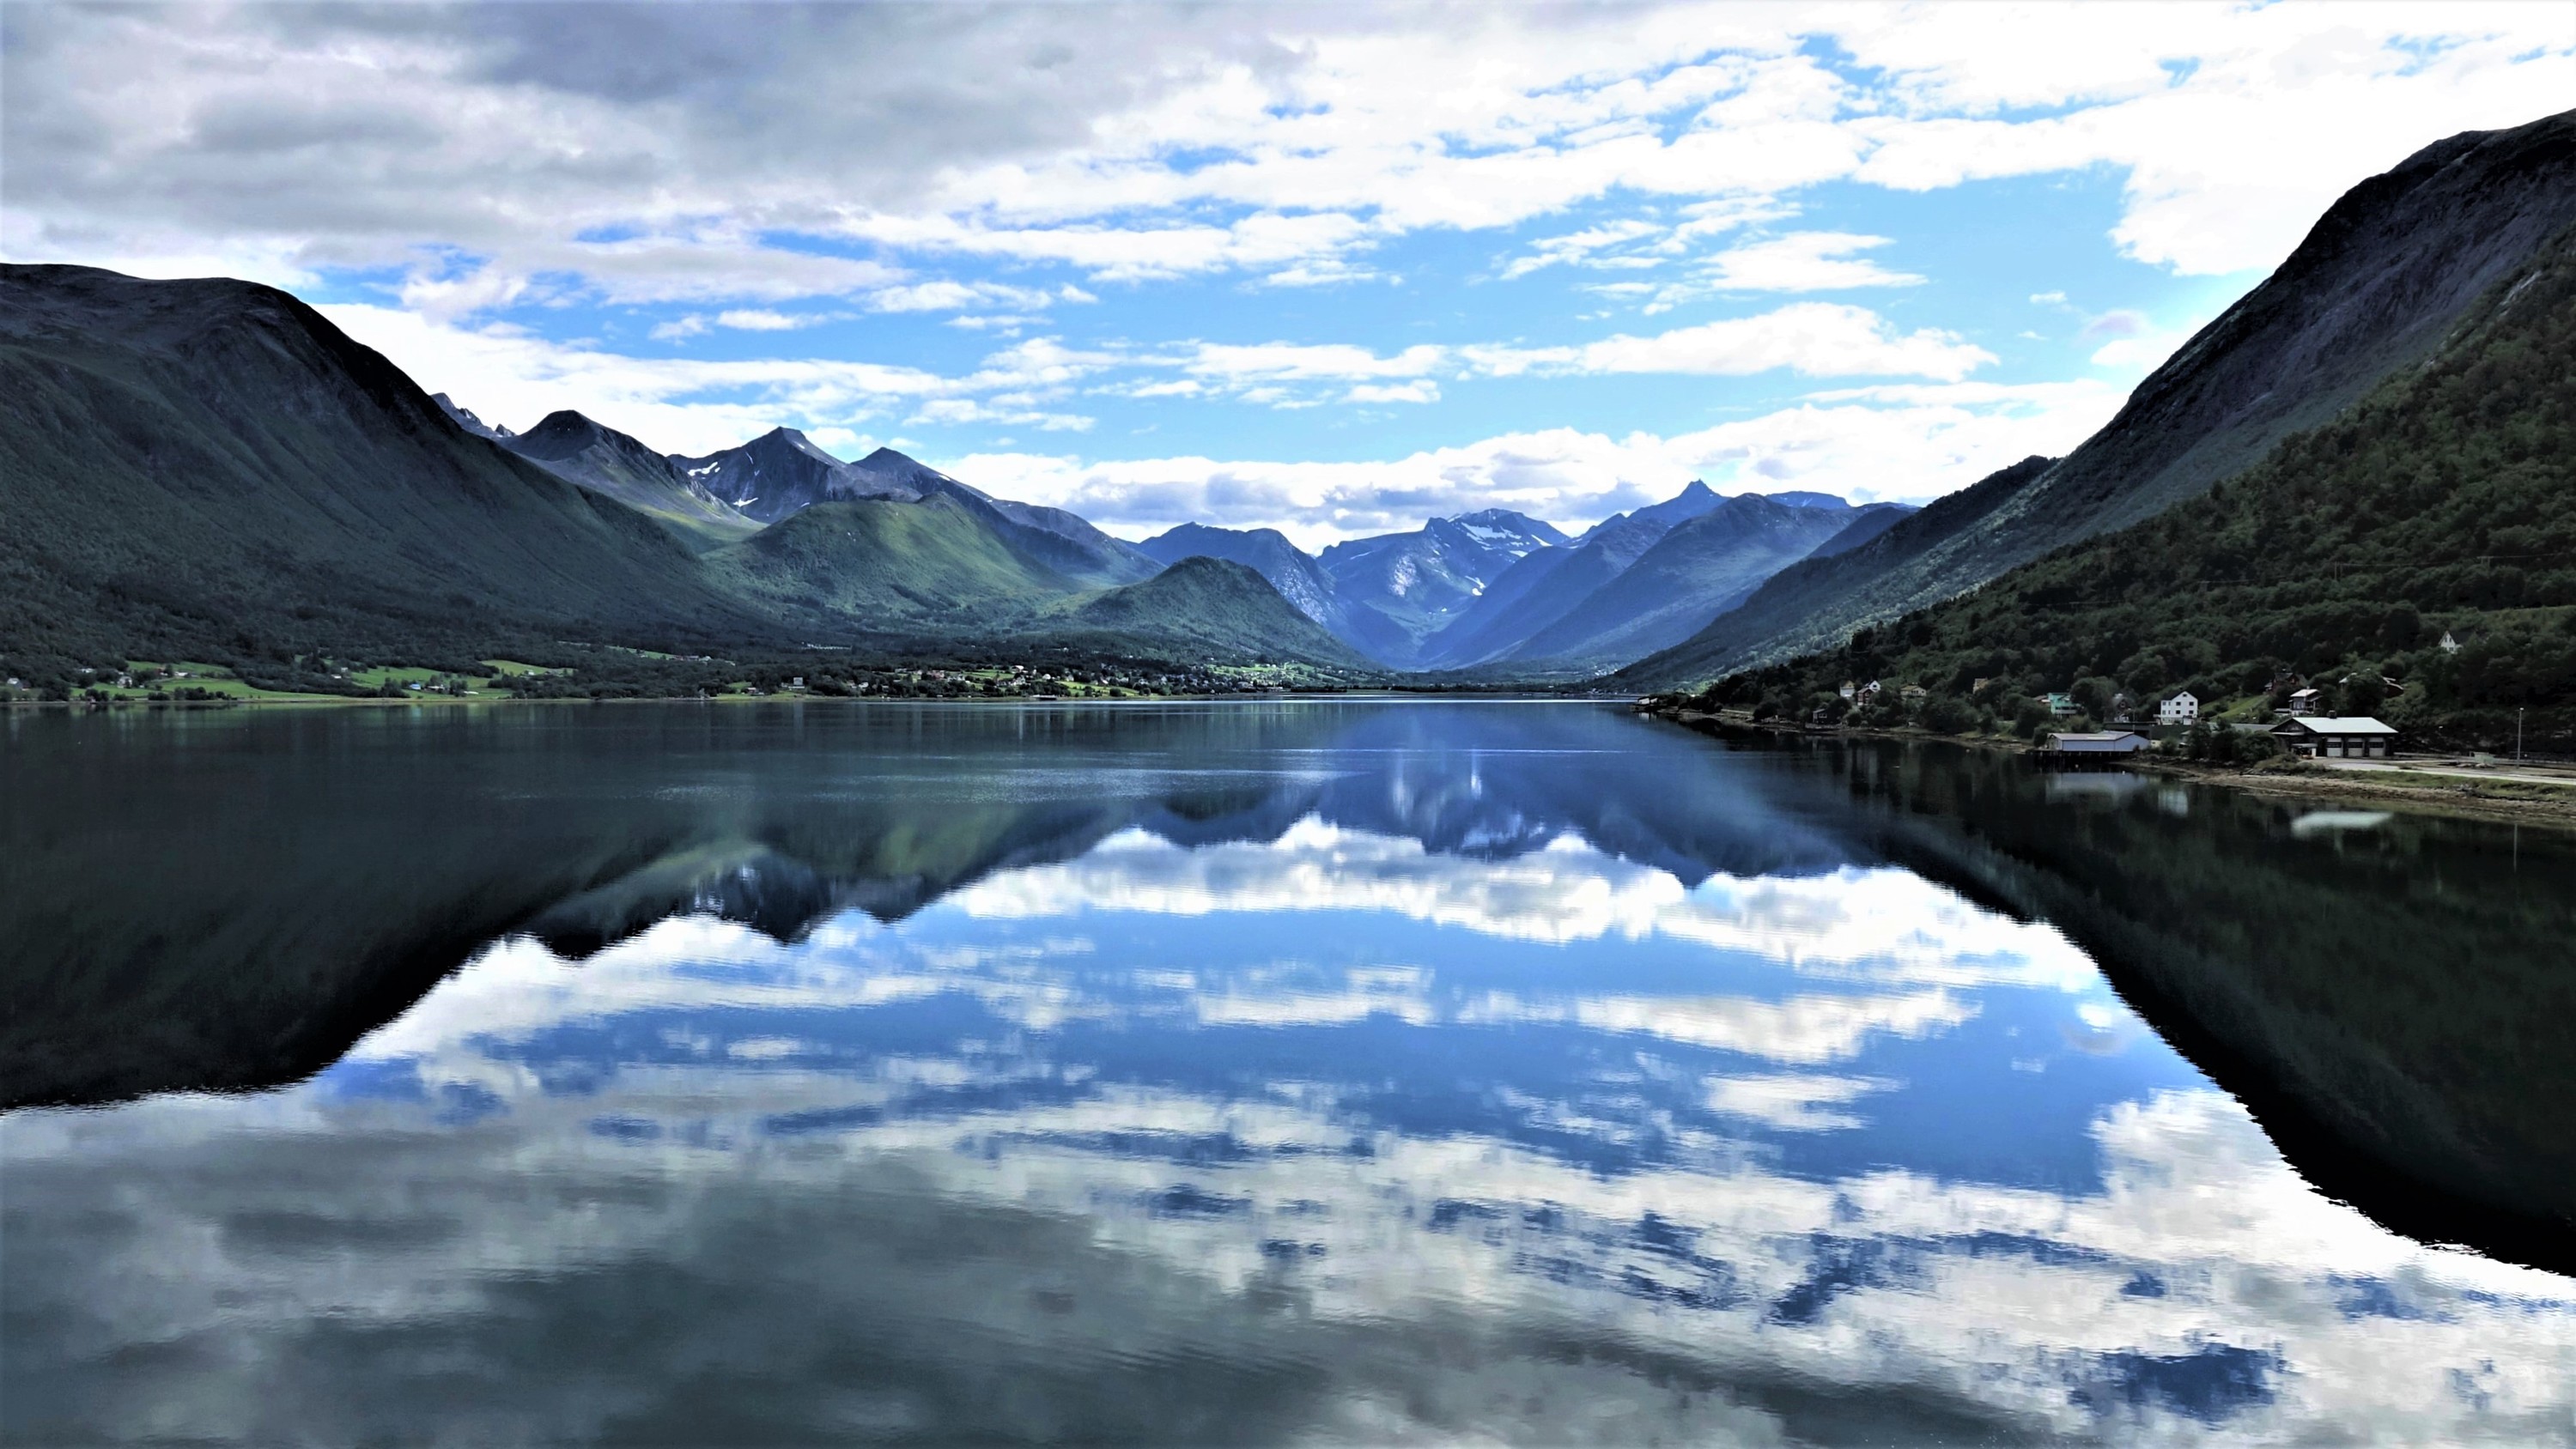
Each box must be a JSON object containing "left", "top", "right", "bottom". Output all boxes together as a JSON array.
[
  {"left": 7, "top": 814, "right": 2571, "bottom": 1445},
  {"left": 952, "top": 818, "right": 2097, "bottom": 989}
]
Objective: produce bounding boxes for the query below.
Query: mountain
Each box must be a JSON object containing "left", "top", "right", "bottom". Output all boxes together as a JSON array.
[
  {"left": 1573, "top": 479, "right": 1729, "bottom": 545},
  {"left": 499, "top": 409, "right": 759, "bottom": 544},
  {"left": 670, "top": 427, "right": 915, "bottom": 524},
  {"left": 1807, "top": 501, "right": 1917, "bottom": 560},
  {"left": 1419, "top": 484, "right": 1896, "bottom": 672},
  {"left": 0, "top": 264, "right": 1361, "bottom": 685},
  {"left": 431, "top": 393, "right": 511, "bottom": 440},
  {"left": 1423, "top": 482, "right": 1735, "bottom": 669},
  {"left": 896, "top": 462, "right": 1159, "bottom": 589},
  {"left": 1138, "top": 524, "right": 1334, "bottom": 617},
  {"left": 674, "top": 434, "right": 1157, "bottom": 586},
  {"left": 1316, "top": 508, "right": 1569, "bottom": 661},
  {"left": 841, "top": 446, "right": 952, "bottom": 497},
  {"left": 700, "top": 492, "right": 1082, "bottom": 629},
  {"left": 1619, "top": 107, "right": 2576, "bottom": 691},
  {"left": 701, "top": 494, "right": 1350, "bottom": 668},
  {"left": 1688, "top": 216, "right": 2576, "bottom": 753},
  {"left": 1504, "top": 497, "right": 1905, "bottom": 672},
  {"left": 1027, "top": 555, "right": 1371, "bottom": 669},
  {"left": 0, "top": 264, "right": 767, "bottom": 680},
  {"left": 1136, "top": 523, "right": 1414, "bottom": 663}
]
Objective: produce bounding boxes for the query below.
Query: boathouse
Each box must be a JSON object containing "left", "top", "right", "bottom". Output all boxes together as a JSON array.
[{"left": 2040, "top": 731, "right": 2153, "bottom": 768}]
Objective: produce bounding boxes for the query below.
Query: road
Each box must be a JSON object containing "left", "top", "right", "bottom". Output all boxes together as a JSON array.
[{"left": 2318, "top": 758, "right": 2576, "bottom": 790}]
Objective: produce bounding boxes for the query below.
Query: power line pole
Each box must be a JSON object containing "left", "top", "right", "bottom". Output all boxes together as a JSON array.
[{"left": 2517, "top": 706, "right": 2525, "bottom": 763}]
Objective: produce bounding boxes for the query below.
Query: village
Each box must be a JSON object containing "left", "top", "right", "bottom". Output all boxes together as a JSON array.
[
  {"left": 2029, "top": 687, "right": 2397, "bottom": 767},
  {"left": 1809, "top": 673, "right": 2409, "bottom": 768}
]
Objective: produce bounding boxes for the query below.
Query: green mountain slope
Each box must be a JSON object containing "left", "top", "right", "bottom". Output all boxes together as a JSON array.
[
  {"left": 1686, "top": 223, "right": 2576, "bottom": 752},
  {"left": 1619, "top": 108, "right": 2576, "bottom": 691},
  {"left": 0, "top": 264, "right": 768, "bottom": 683},
  {"left": 706, "top": 501, "right": 1364, "bottom": 669},
  {"left": 702, "top": 492, "right": 1078, "bottom": 629},
  {"left": 1029, "top": 556, "right": 1372, "bottom": 669}
]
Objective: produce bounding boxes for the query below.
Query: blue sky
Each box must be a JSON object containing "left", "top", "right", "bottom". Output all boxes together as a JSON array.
[{"left": 6, "top": 3, "right": 2570, "bottom": 546}]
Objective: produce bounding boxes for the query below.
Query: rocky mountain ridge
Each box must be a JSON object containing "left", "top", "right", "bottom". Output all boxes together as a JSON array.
[{"left": 1619, "top": 106, "right": 2576, "bottom": 690}]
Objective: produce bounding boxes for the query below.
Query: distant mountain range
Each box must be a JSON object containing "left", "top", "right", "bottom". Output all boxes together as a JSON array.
[
  {"left": 14, "top": 112, "right": 2566, "bottom": 701},
  {"left": 11, "top": 254, "right": 1869, "bottom": 692},
  {"left": 1137, "top": 488, "right": 1911, "bottom": 672},
  {"left": 0, "top": 264, "right": 1362, "bottom": 685}
]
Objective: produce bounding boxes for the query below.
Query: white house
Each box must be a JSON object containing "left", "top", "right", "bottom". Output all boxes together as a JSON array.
[
  {"left": 2271, "top": 717, "right": 2398, "bottom": 759},
  {"left": 2157, "top": 692, "right": 2199, "bottom": 725}
]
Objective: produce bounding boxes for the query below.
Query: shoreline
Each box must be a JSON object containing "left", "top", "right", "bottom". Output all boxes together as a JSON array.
[
  {"left": 1649, "top": 704, "right": 2576, "bottom": 830},
  {"left": 0, "top": 687, "right": 1576, "bottom": 713}
]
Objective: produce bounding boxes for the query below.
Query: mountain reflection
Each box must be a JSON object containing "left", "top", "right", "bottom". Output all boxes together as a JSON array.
[
  {"left": 3, "top": 700, "right": 1864, "bottom": 1107},
  {"left": 6, "top": 701, "right": 2574, "bottom": 1445}
]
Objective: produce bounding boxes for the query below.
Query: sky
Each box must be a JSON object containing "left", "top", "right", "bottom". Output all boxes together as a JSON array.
[{"left": 5, "top": 3, "right": 2572, "bottom": 548}]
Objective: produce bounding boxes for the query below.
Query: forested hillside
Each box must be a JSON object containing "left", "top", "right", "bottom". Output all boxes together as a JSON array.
[{"left": 1682, "top": 225, "right": 2576, "bottom": 753}]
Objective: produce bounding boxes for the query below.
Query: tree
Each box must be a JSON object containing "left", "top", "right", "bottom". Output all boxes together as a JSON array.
[
  {"left": 1919, "top": 694, "right": 1975, "bottom": 735},
  {"left": 2073, "top": 676, "right": 2120, "bottom": 720}
]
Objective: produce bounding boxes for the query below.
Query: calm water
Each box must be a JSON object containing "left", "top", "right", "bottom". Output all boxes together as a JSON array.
[{"left": 4, "top": 700, "right": 2573, "bottom": 1445}]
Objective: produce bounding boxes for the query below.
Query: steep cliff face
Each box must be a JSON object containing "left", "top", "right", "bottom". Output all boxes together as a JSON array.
[{"left": 1619, "top": 108, "right": 2576, "bottom": 690}]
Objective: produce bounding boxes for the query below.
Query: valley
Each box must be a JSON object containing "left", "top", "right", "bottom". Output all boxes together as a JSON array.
[{"left": 5, "top": 111, "right": 2574, "bottom": 753}]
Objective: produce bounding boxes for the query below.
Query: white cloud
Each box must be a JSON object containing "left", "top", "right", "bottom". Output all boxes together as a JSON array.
[
  {"left": 908, "top": 397, "right": 1095, "bottom": 433},
  {"left": 958, "top": 375, "right": 2116, "bottom": 550},
  {"left": 321, "top": 302, "right": 999, "bottom": 454},
  {"left": 1344, "top": 380, "right": 1439, "bottom": 405},
  {"left": 1501, "top": 219, "right": 1668, "bottom": 279},
  {"left": 714, "top": 308, "right": 813, "bottom": 331},
  {"left": 1184, "top": 341, "right": 1445, "bottom": 384},
  {"left": 1694, "top": 232, "right": 1923, "bottom": 293},
  {"left": 322, "top": 288, "right": 2103, "bottom": 540},
  {"left": 1465, "top": 303, "right": 1992, "bottom": 383},
  {"left": 867, "top": 279, "right": 1066, "bottom": 313},
  {"left": 8, "top": 3, "right": 2566, "bottom": 305}
]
